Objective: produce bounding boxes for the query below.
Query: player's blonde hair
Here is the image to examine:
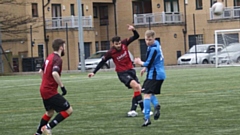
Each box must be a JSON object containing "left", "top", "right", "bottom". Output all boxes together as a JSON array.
[{"left": 145, "top": 30, "right": 155, "bottom": 38}]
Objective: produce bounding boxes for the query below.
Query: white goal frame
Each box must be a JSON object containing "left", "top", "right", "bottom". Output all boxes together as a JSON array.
[{"left": 214, "top": 29, "right": 240, "bottom": 68}]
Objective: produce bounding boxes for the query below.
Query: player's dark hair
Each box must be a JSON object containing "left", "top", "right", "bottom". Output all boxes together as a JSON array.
[
  {"left": 52, "top": 38, "right": 65, "bottom": 51},
  {"left": 111, "top": 36, "right": 121, "bottom": 43}
]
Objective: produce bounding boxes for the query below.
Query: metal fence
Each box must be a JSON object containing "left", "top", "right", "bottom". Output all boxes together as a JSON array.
[
  {"left": 210, "top": 6, "right": 240, "bottom": 20},
  {"left": 133, "top": 12, "right": 184, "bottom": 25},
  {"left": 45, "top": 16, "right": 93, "bottom": 29}
]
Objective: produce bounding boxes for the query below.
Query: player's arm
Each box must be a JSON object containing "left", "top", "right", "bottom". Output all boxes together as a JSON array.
[
  {"left": 135, "top": 48, "right": 157, "bottom": 68},
  {"left": 52, "top": 69, "right": 67, "bottom": 95},
  {"left": 39, "top": 62, "right": 45, "bottom": 78},
  {"left": 142, "top": 49, "right": 157, "bottom": 68},
  {"left": 39, "top": 69, "right": 43, "bottom": 79},
  {"left": 121, "top": 25, "right": 139, "bottom": 46},
  {"left": 52, "top": 58, "right": 67, "bottom": 95},
  {"left": 52, "top": 71, "right": 64, "bottom": 87},
  {"left": 140, "top": 67, "right": 146, "bottom": 77},
  {"left": 88, "top": 52, "right": 111, "bottom": 78}
]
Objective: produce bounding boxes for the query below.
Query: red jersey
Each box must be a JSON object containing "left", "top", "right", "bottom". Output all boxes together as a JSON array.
[
  {"left": 40, "top": 53, "right": 62, "bottom": 99},
  {"left": 93, "top": 30, "right": 139, "bottom": 74},
  {"left": 105, "top": 43, "right": 133, "bottom": 72}
]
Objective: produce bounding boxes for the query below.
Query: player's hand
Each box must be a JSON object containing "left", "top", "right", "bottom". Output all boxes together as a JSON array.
[
  {"left": 61, "top": 86, "right": 67, "bottom": 96},
  {"left": 88, "top": 73, "right": 95, "bottom": 78},
  {"left": 127, "top": 24, "right": 135, "bottom": 31},
  {"left": 140, "top": 68, "right": 146, "bottom": 77},
  {"left": 134, "top": 58, "right": 143, "bottom": 65}
]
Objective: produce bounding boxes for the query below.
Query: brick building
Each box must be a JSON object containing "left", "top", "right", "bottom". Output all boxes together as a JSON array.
[{"left": 1, "top": 0, "right": 240, "bottom": 72}]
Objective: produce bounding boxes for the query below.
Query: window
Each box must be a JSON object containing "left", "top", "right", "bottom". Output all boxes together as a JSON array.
[
  {"left": 52, "top": 4, "right": 62, "bottom": 27},
  {"left": 196, "top": 34, "right": 204, "bottom": 45},
  {"left": 165, "top": 2, "right": 171, "bottom": 12},
  {"left": 210, "top": 0, "right": 217, "bottom": 7},
  {"left": 95, "top": 41, "right": 99, "bottom": 51},
  {"left": 70, "top": 4, "right": 75, "bottom": 16},
  {"left": 234, "top": 0, "right": 240, "bottom": 17},
  {"left": 84, "top": 42, "right": 91, "bottom": 59},
  {"left": 234, "top": 0, "right": 240, "bottom": 6},
  {"left": 52, "top": 4, "right": 62, "bottom": 17},
  {"left": 217, "top": 33, "right": 239, "bottom": 45},
  {"left": 196, "top": 0, "right": 203, "bottom": 10},
  {"left": 188, "top": 34, "right": 204, "bottom": 48},
  {"left": 164, "top": 0, "right": 179, "bottom": 13},
  {"left": 38, "top": 44, "right": 44, "bottom": 59},
  {"left": 101, "top": 41, "right": 110, "bottom": 50},
  {"left": 93, "top": 6, "right": 98, "bottom": 18},
  {"left": 82, "top": 4, "right": 84, "bottom": 16},
  {"left": 132, "top": 0, "right": 152, "bottom": 14},
  {"left": 99, "top": 6, "right": 108, "bottom": 25},
  {"left": 32, "top": 3, "right": 38, "bottom": 17}
]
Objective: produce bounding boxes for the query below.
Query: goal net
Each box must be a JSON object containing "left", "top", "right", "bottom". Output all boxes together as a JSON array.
[{"left": 214, "top": 29, "right": 240, "bottom": 68}]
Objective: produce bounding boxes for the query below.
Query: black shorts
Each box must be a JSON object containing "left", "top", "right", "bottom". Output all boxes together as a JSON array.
[
  {"left": 142, "top": 80, "right": 164, "bottom": 94},
  {"left": 43, "top": 94, "right": 70, "bottom": 112},
  {"left": 117, "top": 69, "right": 140, "bottom": 89}
]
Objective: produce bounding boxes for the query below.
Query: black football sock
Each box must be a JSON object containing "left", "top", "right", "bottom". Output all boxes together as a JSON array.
[
  {"left": 36, "top": 114, "right": 51, "bottom": 134},
  {"left": 130, "top": 97, "right": 138, "bottom": 111},
  {"left": 136, "top": 95, "right": 144, "bottom": 111},
  {"left": 48, "top": 111, "right": 69, "bottom": 129}
]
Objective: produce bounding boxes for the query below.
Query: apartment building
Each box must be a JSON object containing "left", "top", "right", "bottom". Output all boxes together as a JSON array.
[{"left": 1, "top": 0, "right": 240, "bottom": 72}]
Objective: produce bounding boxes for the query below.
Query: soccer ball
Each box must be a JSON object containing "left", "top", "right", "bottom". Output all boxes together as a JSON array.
[{"left": 212, "top": 2, "right": 224, "bottom": 16}]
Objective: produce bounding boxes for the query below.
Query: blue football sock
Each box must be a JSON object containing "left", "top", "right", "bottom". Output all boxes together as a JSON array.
[
  {"left": 151, "top": 95, "right": 159, "bottom": 108},
  {"left": 143, "top": 98, "right": 151, "bottom": 120}
]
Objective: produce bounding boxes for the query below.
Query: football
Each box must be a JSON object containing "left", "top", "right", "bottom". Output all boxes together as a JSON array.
[{"left": 212, "top": 2, "right": 224, "bottom": 16}]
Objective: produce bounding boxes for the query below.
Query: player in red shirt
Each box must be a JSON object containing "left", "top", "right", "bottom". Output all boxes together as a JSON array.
[
  {"left": 88, "top": 24, "right": 151, "bottom": 117},
  {"left": 34, "top": 39, "right": 73, "bottom": 135}
]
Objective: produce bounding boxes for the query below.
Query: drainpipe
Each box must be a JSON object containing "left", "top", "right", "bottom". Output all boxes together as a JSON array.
[
  {"left": 42, "top": 0, "right": 51, "bottom": 58},
  {"left": 113, "top": 0, "right": 117, "bottom": 35},
  {"left": 183, "top": 0, "right": 187, "bottom": 53}
]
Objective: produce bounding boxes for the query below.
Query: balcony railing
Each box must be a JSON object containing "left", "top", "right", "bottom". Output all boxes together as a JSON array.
[
  {"left": 134, "top": 12, "right": 183, "bottom": 25},
  {"left": 45, "top": 16, "right": 93, "bottom": 29},
  {"left": 210, "top": 6, "right": 240, "bottom": 20}
]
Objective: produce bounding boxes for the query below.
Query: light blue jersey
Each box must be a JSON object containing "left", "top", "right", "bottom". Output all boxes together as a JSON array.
[{"left": 142, "top": 40, "right": 166, "bottom": 80}]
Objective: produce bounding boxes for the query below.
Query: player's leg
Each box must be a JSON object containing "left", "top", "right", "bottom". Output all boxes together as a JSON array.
[
  {"left": 141, "top": 79, "right": 156, "bottom": 126},
  {"left": 129, "top": 79, "right": 143, "bottom": 110},
  {"left": 152, "top": 80, "right": 164, "bottom": 120},
  {"left": 151, "top": 95, "right": 161, "bottom": 120},
  {"left": 45, "top": 107, "right": 73, "bottom": 129},
  {"left": 42, "top": 94, "right": 73, "bottom": 134},
  {"left": 117, "top": 71, "right": 140, "bottom": 117},
  {"left": 142, "top": 93, "right": 152, "bottom": 127},
  {"left": 130, "top": 70, "right": 144, "bottom": 111},
  {"left": 40, "top": 110, "right": 55, "bottom": 135},
  {"left": 34, "top": 100, "right": 54, "bottom": 135}
]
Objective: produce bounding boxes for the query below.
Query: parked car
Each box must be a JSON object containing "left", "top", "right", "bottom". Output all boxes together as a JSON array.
[
  {"left": 211, "top": 43, "right": 240, "bottom": 64},
  {"left": 78, "top": 50, "right": 134, "bottom": 70},
  {"left": 177, "top": 44, "right": 224, "bottom": 65}
]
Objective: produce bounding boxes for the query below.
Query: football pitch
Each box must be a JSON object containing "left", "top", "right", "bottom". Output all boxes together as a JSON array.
[{"left": 0, "top": 67, "right": 240, "bottom": 135}]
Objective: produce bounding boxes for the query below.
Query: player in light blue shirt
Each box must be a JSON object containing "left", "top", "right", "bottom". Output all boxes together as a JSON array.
[{"left": 135, "top": 30, "right": 166, "bottom": 127}]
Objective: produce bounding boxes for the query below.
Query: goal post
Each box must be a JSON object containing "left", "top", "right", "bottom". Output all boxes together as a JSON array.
[{"left": 214, "top": 29, "right": 240, "bottom": 68}]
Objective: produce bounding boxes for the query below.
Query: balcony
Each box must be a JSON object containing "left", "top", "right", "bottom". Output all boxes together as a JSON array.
[
  {"left": 134, "top": 12, "right": 184, "bottom": 25},
  {"left": 210, "top": 6, "right": 240, "bottom": 20},
  {"left": 45, "top": 16, "right": 93, "bottom": 29}
]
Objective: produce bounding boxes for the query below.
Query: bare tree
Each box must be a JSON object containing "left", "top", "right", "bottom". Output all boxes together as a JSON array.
[{"left": 0, "top": 0, "right": 42, "bottom": 38}]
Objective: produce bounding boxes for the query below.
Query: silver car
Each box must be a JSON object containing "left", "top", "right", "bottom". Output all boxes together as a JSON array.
[
  {"left": 177, "top": 44, "right": 224, "bottom": 65},
  {"left": 78, "top": 50, "right": 134, "bottom": 70},
  {"left": 211, "top": 43, "right": 240, "bottom": 64}
]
